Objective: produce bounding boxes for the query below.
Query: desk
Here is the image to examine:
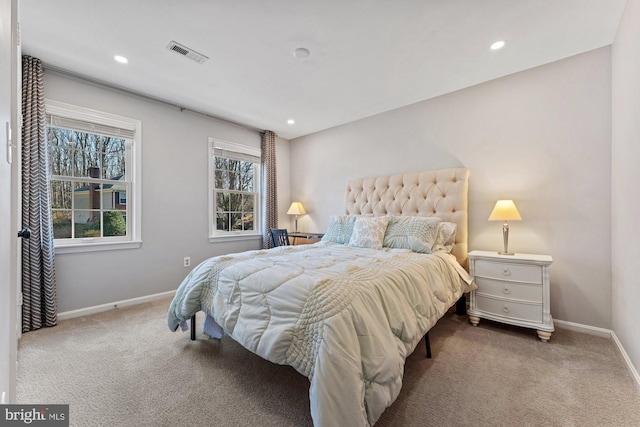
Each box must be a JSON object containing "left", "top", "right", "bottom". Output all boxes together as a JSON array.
[{"left": 289, "top": 232, "right": 324, "bottom": 245}]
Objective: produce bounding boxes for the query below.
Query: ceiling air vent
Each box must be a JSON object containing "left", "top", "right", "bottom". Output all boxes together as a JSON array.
[{"left": 166, "top": 41, "right": 209, "bottom": 64}]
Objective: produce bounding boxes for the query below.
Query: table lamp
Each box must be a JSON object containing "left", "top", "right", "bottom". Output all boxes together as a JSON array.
[
  {"left": 287, "top": 202, "right": 306, "bottom": 233},
  {"left": 488, "top": 200, "right": 522, "bottom": 255}
]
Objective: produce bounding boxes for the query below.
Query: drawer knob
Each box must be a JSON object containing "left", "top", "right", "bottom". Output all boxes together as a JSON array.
[
  {"left": 502, "top": 268, "right": 511, "bottom": 276},
  {"left": 502, "top": 305, "right": 510, "bottom": 313},
  {"left": 502, "top": 287, "right": 511, "bottom": 294}
]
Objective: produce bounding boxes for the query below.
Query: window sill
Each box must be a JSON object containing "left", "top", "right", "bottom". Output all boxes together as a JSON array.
[
  {"left": 208, "top": 234, "right": 263, "bottom": 244},
  {"left": 54, "top": 240, "right": 142, "bottom": 254}
]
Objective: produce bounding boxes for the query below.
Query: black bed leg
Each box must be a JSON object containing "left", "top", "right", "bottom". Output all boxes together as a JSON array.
[
  {"left": 424, "top": 332, "right": 432, "bottom": 359},
  {"left": 190, "top": 314, "right": 196, "bottom": 341},
  {"left": 456, "top": 294, "right": 466, "bottom": 315}
]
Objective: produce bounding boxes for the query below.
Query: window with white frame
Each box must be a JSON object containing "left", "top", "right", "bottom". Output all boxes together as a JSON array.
[
  {"left": 46, "top": 100, "right": 141, "bottom": 252},
  {"left": 209, "top": 138, "right": 261, "bottom": 239}
]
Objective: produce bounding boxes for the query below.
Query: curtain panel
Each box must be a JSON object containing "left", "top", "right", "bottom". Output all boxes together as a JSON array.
[
  {"left": 261, "top": 131, "right": 278, "bottom": 249},
  {"left": 21, "top": 55, "right": 58, "bottom": 332}
]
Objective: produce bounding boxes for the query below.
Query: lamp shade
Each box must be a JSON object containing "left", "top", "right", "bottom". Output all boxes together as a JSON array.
[
  {"left": 287, "top": 202, "right": 306, "bottom": 216},
  {"left": 488, "top": 200, "right": 522, "bottom": 221}
]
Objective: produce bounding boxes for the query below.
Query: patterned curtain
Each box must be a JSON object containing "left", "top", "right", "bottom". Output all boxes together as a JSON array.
[
  {"left": 261, "top": 131, "right": 278, "bottom": 249},
  {"left": 21, "top": 55, "right": 57, "bottom": 332}
]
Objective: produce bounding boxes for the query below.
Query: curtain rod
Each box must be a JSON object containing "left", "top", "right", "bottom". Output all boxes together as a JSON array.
[{"left": 42, "top": 63, "right": 265, "bottom": 135}]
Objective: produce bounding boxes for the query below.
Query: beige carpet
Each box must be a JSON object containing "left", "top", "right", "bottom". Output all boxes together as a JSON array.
[{"left": 17, "top": 297, "right": 640, "bottom": 427}]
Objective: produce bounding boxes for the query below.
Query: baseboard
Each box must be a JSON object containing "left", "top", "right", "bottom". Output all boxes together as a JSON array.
[
  {"left": 553, "top": 319, "right": 612, "bottom": 338},
  {"left": 611, "top": 331, "right": 640, "bottom": 389},
  {"left": 58, "top": 290, "right": 176, "bottom": 321},
  {"left": 554, "top": 319, "right": 640, "bottom": 389}
]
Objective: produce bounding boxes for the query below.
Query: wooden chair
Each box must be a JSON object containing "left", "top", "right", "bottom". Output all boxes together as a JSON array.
[{"left": 270, "top": 228, "right": 290, "bottom": 247}]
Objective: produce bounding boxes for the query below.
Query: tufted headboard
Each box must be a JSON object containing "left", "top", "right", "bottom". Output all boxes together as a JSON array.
[{"left": 344, "top": 168, "right": 469, "bottom": 268}]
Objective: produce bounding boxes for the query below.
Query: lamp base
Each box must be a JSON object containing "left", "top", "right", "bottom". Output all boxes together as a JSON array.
[{"left": 500, "top": 222, "right": 513, "bottom": 255}]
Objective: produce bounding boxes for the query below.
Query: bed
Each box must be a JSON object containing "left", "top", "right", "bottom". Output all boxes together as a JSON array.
[{"left": 168, "top": 168, "right": 474, "bottom": 426}]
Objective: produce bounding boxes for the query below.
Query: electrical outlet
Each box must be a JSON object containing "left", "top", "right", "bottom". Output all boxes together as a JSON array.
[{"left": 183, "top": 257, "right": 191, "bottom": 268}]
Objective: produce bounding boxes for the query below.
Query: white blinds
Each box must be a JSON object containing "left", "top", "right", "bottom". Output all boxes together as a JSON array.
[
  {"left": 213, "top": 147, "right": 260, "bottom": 164},
  {"left": 46, "top": 114, "right": 136, "bottom": 140}
]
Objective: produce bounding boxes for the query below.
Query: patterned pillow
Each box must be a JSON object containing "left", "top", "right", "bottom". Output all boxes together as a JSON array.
[
  {"left": 321, "top": 215, "right": 357, "bottom": 244},
  {"left": 432, "top": 222, "right": 457, "bottom": 253},
  {"left": 348, "top": 216, "right": 390, "bottom": 249},
  {"left": 383, "top": 216, "right": 442, "bottom": 253}
]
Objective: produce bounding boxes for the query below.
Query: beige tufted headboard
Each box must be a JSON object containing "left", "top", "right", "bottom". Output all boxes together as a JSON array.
[{"left": 344, "top": 168, "right": 469, "bottom": 269}]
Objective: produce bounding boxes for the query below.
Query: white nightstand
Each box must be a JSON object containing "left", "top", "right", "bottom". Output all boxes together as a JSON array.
[{"left": 467, "top": 250, "right": 554, "bottom": 342}]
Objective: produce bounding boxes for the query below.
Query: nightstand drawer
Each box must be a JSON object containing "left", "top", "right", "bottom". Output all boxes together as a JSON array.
[
  {"left": 475, "top": 277, "right": 542, "bottom": 302},
  {"left": 476, "top": 295, "right": 543, "bottom": 323},
  {"left": 475, "top": 260, "right": 542, "bottom": 284}
]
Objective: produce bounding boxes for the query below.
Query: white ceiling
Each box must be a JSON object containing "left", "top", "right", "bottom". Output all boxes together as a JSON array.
[{"left": 20, "top": 0, "right": 627, "bottom": 140}]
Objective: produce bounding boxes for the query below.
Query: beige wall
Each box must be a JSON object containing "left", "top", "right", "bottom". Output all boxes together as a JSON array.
[
  {"left": 44, "top": 71, "right": 291, "bottom": 312},
  {"left": 612, "top": 0, "right": 640, "bottom": 379},
  {"left": 291, "top": 47, "right": 612, "bottom": 329}
]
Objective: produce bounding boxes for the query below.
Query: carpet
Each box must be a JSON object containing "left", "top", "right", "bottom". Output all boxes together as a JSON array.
[{"left": 17, "top": 297, "right": 640, "bottom": 426}]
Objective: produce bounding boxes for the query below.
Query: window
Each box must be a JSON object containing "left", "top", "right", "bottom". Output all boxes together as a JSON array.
[
  {"left": 209, "top": 138, "right": 261, "bottom": 240},
  {"left": 46, "top": 100, "right": 141, "bottom": 253}
]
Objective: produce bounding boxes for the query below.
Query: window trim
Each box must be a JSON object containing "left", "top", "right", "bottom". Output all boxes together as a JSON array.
[
  {"left": 208, "top": 137, "right": 262, "bottom": 242},
  {"left": 46, "top": 99, "right": 142, "bottom": 254}
]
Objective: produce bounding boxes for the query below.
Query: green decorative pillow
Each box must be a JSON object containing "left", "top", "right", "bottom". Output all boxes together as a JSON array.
[
  {"left": 321, "top": 215, "right": 357, "bottom": 244},
  {"left": 348, "top": 216, "right": 389, "bottom": 249},
  {"left": 383, "top": 216, "right": 442, "bottom": 253}
]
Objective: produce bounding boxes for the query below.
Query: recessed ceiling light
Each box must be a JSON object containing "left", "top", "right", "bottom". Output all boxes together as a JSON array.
[
  {"left": 292, "top": 47, "right": 311, "bottom": 60},
  {"left": 114, "top": 55, "right": 129, "bottom": 64},
  {"left": 287, "top": 119, "right": 295, "bottom": 125},
  {"left": 490, "top": 40, "right": 506, "bottom": 50}
]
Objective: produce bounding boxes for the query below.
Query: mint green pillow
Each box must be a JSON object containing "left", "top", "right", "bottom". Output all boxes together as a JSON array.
[
  {"left": 383, "top": 216, "right": 442, "bottom": 254},
  {"left": 321, "top": 215, "right": 357, "bottom": 244}
]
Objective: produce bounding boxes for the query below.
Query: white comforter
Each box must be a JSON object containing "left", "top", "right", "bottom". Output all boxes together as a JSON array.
[{"left": 168, "top": 242, "right": 474, "bottom": 426}]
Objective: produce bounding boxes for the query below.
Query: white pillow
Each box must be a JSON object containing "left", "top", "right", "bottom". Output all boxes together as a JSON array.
[
  {"left": 432, "top": 222, "right": 457, "bottom": 253},
  {"left": 348, "top": 216, "right": 389, "bottom": 249}
]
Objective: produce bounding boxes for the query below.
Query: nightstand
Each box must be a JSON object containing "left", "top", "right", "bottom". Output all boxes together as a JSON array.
[
  {"left": 467, "top": 250, "right": 554, "bottom": 342},
  {"left": 289, "top": 232, "right": 324, "bottom": 245}
]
